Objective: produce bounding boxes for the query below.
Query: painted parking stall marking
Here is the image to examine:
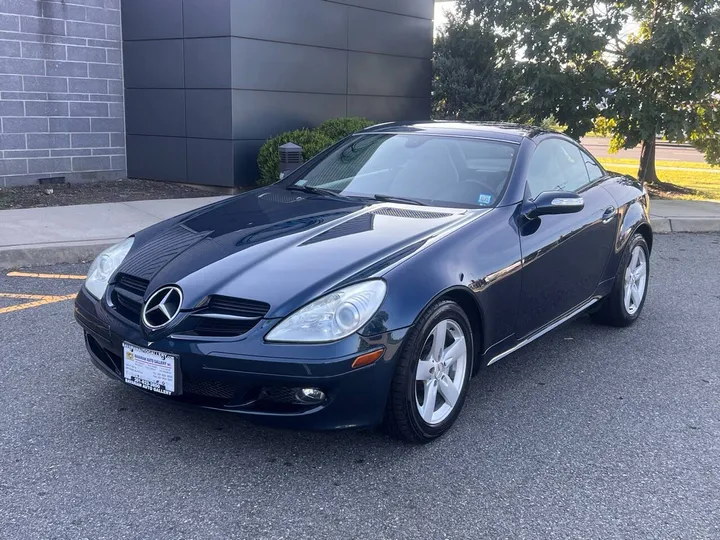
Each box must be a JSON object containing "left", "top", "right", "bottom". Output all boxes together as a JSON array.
[
  {"left": 7, "top": 271, "right": 87, "bottom": 280},
  {"left": 0, "top": 271, "right": 84, "bottom": 314},
  {"left": 0, "top": 292, "right": 77, "bottom": 314}
]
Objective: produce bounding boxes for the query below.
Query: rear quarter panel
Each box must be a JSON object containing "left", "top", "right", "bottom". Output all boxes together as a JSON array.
[{"left": 600, "top": 174, "right": 652, "bottom": 283}]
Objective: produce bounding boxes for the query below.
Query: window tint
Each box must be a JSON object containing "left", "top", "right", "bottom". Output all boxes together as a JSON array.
[
  {"left": 294, "top": 134, "right": 518, "bottom": 208},
  {"left": 581, "top": 150, "right": 605, "bottom": 182},
  {"left": 526, "top": 139, "right": 590, "bottom": 198}
]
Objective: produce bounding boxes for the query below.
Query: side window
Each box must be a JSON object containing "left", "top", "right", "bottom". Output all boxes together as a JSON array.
[
  {"left": 581, "top": 149, "right": 605, "bottom": 182},
  {"left": 526, "top": 139, "right": 590, "bottom": 198}
]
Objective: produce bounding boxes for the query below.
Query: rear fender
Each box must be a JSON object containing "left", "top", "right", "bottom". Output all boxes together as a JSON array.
[{"left": 601, "top": 189, "right": 652, "bottom": 283}]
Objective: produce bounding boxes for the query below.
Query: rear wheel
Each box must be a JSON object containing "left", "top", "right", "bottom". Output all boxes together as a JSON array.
[
  {"left": 591, "top": 233, "right": 650, "bottom": 327},
  {"left": 384, "top": 300, "right": 473, "bottom": 443}
]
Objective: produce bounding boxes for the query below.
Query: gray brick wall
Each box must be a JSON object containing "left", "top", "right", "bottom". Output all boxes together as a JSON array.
[{"left": 0, "top": 0, "right": 125, "bottom": 187}]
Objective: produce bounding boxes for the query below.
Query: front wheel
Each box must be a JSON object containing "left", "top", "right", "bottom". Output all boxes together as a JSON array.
[
  {"left": 591, "top": 233, "right": 650, "bottom": 327},
  {"left": 384, "top": 300, "right": 473, "bottom": 443}
]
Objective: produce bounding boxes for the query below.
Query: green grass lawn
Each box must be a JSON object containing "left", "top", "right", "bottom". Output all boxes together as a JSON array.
[{"left": 598, "top": 158, "right": 720, "bottom": 201}]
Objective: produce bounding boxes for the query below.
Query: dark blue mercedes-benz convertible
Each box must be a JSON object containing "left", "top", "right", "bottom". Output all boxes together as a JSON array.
[{"left": 75, "top": 122, "right": 652, "bottom": 443}]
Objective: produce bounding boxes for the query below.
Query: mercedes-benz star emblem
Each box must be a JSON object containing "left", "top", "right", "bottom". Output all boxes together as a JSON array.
[{"left": 142, "top": 286, "right": 183, "bottom": 330}]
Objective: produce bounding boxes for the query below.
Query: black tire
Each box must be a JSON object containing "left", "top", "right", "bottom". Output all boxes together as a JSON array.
[
  {"left": 591, "top": 233, "right": 650, "bottom": 327},
  {"left": 384, "top": 300, "right": 473, "bottom": 443}
]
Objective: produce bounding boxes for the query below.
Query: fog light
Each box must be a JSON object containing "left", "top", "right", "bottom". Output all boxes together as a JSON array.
[{"left": 295, "top": 387, "right": 325, "bottom": 404}]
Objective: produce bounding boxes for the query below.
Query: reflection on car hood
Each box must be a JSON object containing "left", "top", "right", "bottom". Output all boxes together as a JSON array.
[{"left": 118, "top": 187, "right": 478, "bottom": 317}]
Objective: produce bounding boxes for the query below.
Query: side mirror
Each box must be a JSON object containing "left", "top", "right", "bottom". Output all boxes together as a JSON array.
[{"left": 522, "top": 191, "right": 584, "bottom": 220}]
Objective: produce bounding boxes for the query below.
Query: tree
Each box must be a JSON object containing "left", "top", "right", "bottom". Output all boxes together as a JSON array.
[
  {"left": 453, "top": 0, "right": 720, "bottom": 183},
  {"left": 609, "top": 1, "right": 720, "bottom": 183},
  {"left": 432, "top": 12, "right": 523, "bottom": 121}
]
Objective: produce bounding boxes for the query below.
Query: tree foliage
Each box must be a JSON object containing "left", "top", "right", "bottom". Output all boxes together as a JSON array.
[
  {"left": 315, "top": 117, "right": 375, "bottom": 140},
  {"left": 446, "top": 0, "right": 720, "bottom": 182},
  {"left": 433, "top": 13, "right": 522, "bottom": 121}
]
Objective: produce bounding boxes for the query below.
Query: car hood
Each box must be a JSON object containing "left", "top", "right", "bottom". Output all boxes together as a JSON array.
[{"left": 117, "top": 187, "right": 477, "bottom": 317}]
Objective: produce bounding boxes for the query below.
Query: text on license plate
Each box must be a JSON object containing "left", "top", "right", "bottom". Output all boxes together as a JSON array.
[{"left": 123, "top": 343, "right": 176, "bottom": 395}]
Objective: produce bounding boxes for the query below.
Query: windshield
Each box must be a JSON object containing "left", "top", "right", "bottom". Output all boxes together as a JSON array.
[{"left": 287, "top": 134, "right": 518, "bottom": 208}]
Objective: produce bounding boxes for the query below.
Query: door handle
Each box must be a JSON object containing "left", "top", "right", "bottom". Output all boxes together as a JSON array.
[{"left": 602, "top": 206, "right": 617, "bottom": 222}]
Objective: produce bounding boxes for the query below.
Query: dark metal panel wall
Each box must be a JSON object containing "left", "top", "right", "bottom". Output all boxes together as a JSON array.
[
  {"left": 230, "top": 39, "right": 349, "bottom": 94},
  {"left": 348, "top": 96, "right": 433, "bottom": 121},
  {"left": 124, "top": 89, "right": 186, "bottom": 137},
  {"left": 330, "top": 0, "right": 434, "bottom": 19},
  {"left": 183, "top": 0, "right": 232, "bottom": 37},
  {"left": 347, "top": 8, "right": 434, "bottom": 59},
  {"left": 231, "top": 90, "right": 348, "bottom": 140},
  {"left": 348, "top": 53, "right": 431, "bottom": 98},
  {"left": 122, "top": 0, "right": 434, "bottom": 187},
  {"left": 123, "top": 41, "right": 185, "bottom": 89},
  {"left": 230, "top": 0, "right": 348, "bottom": 49},
  {"left": 126, "top": 135, "right": 187, "bottom": 182},
  {"left": 184, "top": 38, "right": 233, "bottom": 89},
  {"left": 121, "top": 0, "right": 183, "bottom": 40},
  {"left": 185, "top": 90, "right": 234, "bottom": 140}
]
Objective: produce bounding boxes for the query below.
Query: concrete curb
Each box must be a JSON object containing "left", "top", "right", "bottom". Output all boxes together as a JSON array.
[
  {"left": 651, "top": 218, "right": 720, "bottom": 234},
  {"left": 0, "top": 221, "right": 717, "bottom": 270},
  {"left": 0, "top": 240, "right": 120, "bottom": 270}
]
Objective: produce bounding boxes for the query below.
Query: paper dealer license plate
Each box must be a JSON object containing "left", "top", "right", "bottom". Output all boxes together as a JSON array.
[{"left": 123, "top": 343, "right": 177, "bottom": 396}]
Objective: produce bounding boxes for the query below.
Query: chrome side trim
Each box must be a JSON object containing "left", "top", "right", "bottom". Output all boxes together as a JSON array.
[
  {"left": 551, "top": 197, "right": 584, "bottom": 207},
  {"left": 487, "top": 297, "right": 600, "bottom": 366},
  {"left": 192, "top": 313, "right": 261, "bottom": 321}
]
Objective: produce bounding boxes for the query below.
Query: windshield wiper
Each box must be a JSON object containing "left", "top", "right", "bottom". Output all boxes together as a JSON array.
[
  {"left": 372, "top": 194, "right": 427, "bottom": 206},
  {"left": 286, "top": 185, "right": 344, "bottom": 199}
]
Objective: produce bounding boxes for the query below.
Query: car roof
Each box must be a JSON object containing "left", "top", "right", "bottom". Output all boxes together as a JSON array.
[{"left": 361, "top": 121, "right": 551, "bottom": 143}]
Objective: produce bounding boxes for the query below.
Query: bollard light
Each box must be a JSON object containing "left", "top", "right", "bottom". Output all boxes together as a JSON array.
[{"left": 279, "top": 142, "right": 303, "bottom": 177}]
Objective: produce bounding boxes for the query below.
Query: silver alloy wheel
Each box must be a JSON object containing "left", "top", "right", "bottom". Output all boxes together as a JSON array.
[
  {"left": 414, "top": 319, "right": 468, "bottom": 425},
  {"left": 624, "top": 245, "right": 648, "bottom": 315}
]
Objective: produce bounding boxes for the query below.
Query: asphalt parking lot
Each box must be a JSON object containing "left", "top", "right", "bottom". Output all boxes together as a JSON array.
[{"left": 1, "top": 233, "right": 719, "bottom": 539}]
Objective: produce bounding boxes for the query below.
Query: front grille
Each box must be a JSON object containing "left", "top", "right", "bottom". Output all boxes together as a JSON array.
[
  {"left": 111, "top": 274, "right": 149, "bottom": 324},
  {"left": 205, "top": 296, "right": 270, "bottom": 318},
  {"left": 115, "top": 291, "right": 142, "bottom": 317},
  {"left": 116, "top": 274, "right": 149, "bottom": 296},
  {"left": 177, "top": 295, "right": 271, "bottom": 338},
  {"left": 182, "top": 317, "right": 260, "bottom": 338},
  {"left": 183, "top": 376, "right": 237, "bottom": 400}
]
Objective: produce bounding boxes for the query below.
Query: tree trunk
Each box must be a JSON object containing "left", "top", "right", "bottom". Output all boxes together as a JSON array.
[{"left": 638, "top": 138, "right": 658, "bottom": 185}]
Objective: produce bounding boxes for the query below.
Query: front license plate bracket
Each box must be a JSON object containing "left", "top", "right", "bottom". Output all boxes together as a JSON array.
[{"left": 122, "top": 342, "right": 180, "bottom": 396}]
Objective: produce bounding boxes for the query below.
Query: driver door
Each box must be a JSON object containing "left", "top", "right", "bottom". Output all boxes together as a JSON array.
[{"left": 515, "top": 137, "right": 617, "bottom": 339}]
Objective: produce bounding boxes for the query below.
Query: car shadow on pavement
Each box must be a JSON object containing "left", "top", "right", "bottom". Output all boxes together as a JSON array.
[{"left": 72, "top": 315, "right": 623, "bottom": 475}]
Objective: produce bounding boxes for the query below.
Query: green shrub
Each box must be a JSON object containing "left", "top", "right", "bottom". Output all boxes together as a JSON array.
[
  {"left": 316, "top": 117, "right": 375, "bottom": 140},
  {"left": 257, "top": 128, "right": 334, "bottom": 185},
  {"left": 257, "top": 117, "right": 374, "bottom": 185}
]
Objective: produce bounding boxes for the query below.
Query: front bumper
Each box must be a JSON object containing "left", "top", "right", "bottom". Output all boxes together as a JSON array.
[{"left": 74, "top": 287, "right": 408, "bottom": 430}]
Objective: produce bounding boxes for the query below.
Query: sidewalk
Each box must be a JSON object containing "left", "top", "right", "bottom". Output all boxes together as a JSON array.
[
  {"left": 0, "top": 196, "right": 718, "bottom": 269},
  {"left": 0, "top": 197, "right": 227, "bottom": 269},
  {"left": 649, "top": 200, "right": 720, "bottom": 233}
]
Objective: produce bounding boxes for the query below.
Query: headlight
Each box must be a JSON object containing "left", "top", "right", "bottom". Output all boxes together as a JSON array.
[
  {"left": 265, "top": 280, "right": 387, "bottom": 343},
  {"left": 85, "top": 237, "right": 134, "bottom": 299}
]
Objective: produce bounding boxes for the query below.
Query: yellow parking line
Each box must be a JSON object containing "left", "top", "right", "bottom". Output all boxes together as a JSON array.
[
  {"left": 7, "top": 271, "right": 87, "bottom": 280},
  {"left": 0, "top": 292, "right": 50, "bottom": 300},
  {"left": 0, "top": 293, "right": 77, "bottom": 314}
]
